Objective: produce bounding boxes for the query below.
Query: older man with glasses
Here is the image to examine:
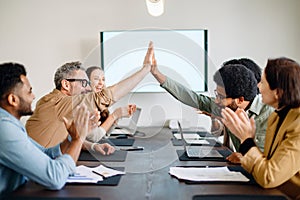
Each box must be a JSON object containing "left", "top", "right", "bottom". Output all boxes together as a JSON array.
[
  {"left": 25, "top": 61, "right": 115, "bottom": 154},
  {"left": 26, "top": 42, "right": 153, "bottom": 153},
  {"left": 66, "top": 79, "right": 90, "bottom": 88}
]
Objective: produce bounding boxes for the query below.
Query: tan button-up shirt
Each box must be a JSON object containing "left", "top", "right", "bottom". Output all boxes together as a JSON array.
[{"left": 26, "top": 88, "right": 113, "bottom": 147}]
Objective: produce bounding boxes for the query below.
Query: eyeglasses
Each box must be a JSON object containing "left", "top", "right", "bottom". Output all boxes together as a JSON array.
[
  {"left": 214, "top": 89, "right": 227, "bottom": 100},
  {"left": 66, "top": 79, "right": 90, "bottom": 88}
]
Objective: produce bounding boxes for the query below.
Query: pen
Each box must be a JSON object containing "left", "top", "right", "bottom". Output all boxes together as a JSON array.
[
  {"left": 68, "top": 176, "right": 94, "bottom": 180},
  {"left": 92, "top": 170, "right": 106, "bottom": 179},
  {"left": 119, "top": 146, "right": 144, "bottom": 151}
]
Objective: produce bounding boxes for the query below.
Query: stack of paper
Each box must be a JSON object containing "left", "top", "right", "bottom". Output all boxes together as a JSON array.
[
  {"left": 67, "top": 165, "right": 125, "bottom": 183},
  {"left": 92, "top": 165, "right": 126, "bottom": 178},
  {"left": 174, "top": 133, "right": 201, "bottom": 140},
  {"left": 110, "top": 128, "right": 132, "bottom": 135},
  {"left": 174, "top": 133, "right": 210, "bottom": 145},
  {"left": 185, "top": 139, "right": 210, "bottom": 145},
  {"left": 169, "top": 166, "right": 249, "bottom": 182}
]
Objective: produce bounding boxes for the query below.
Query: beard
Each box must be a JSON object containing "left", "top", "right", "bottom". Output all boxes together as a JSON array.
[
  {"left": 18, "top": 96, "right": 33, "bottom": 116},
  {"left": 227, "top": 100, "right": 239, "bottom": 111},
  {"left": 216, "top": 99, "right": 239, "bottom": 112}
]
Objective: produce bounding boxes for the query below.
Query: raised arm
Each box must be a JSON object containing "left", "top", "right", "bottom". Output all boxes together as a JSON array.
[
  {"left": 101, "top": 104, "right": 136, "bottom": 131},
  {"left": 108, "top": 41, "right": 153, "bottom": 102},
  {"left": 85, "top": 104, "right": 136, "bottom": 142},
  {"left": 150, "top": 48, "right": 216, "bottom": 112}
]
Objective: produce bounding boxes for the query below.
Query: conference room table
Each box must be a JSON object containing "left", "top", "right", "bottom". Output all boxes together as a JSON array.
[{"left": 8, "top": 127, "right": 289, "bottom": 200}]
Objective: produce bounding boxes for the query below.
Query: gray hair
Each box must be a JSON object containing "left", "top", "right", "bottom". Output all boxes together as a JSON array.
[{"left": 54, "top": 61, "right": 85, "bottom": 90}]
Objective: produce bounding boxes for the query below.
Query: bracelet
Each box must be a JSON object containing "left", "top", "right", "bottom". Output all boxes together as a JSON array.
[{"left": 91, "top": 143, "right": 97, "bottom": 152}]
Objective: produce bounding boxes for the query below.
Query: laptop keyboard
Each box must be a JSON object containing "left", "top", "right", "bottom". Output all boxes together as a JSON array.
[
  {"left": 187, "top": 147, "right": 223, "bottom": 158},
  {"left": 187, "top": 148, "right": 201, "bottom": 157}
]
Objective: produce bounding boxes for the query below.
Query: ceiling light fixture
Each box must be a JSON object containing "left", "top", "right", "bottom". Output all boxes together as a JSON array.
[{"left": 146, "top": 0, "right": 164, "bottom": 17}]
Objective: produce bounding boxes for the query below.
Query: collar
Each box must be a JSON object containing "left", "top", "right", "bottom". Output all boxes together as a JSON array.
[
  {"left": 275, "top": 106, "right": 291, "bottom": 118},
  {"left": 0, "top": 107, "right": 24, "bottom": 128},
  {"left": 247, "top": 94, "right": 264, "bottom": 116}
]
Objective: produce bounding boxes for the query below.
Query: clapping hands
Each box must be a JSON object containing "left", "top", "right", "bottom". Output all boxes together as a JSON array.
[{"left": 63, "top": 104, "right": 90, "bottom": 143}]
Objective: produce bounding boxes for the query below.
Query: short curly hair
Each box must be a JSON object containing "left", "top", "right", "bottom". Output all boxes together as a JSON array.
[
  {"left": 54, "top": 61, "right": 85, "bottom": 90},
  {"left": 223, "top": 58, "right": 261, "bottom": 83},
  {"left": 213, "top": 64, "right": 257, "bottom": 101},
  {"left": 222, "top": 58, "right": 261, "bottom": 94},
  {"left": 0, "top": 62, "right": 26, "bottom": 100}
]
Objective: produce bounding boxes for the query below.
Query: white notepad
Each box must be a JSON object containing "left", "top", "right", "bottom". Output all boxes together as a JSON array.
[
  {"left": 67, "top": 165, "right": 125, "bottom": 183},
  {"left": 173, "top": 133, "right": 200, "bottom": 140},
  {"left": 169, "top": 166, "right": 249, "bottom": 182},
  {"left": 185, "top": 139, "right": 209, "bottom": 145}
]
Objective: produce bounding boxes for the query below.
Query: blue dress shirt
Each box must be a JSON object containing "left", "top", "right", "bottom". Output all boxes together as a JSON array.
[{"left": 0, "top": 108, "right": 76, "bottom": 195}]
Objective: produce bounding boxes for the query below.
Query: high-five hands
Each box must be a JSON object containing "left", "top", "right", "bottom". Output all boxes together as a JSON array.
[{"left": 143, "top": 41, "right": 154, "bottom": 71}]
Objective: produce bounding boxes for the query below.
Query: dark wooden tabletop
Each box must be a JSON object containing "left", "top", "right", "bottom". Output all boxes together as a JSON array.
[{"left": 8, "top": 127, "right": 289, "bottom": 200}]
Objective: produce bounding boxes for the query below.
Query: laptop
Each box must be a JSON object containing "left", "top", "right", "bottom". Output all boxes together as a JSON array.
[
  {"left": 109, "top": 107, "right": 142, "bottom": 136},
  {"left": 177, "top": 121, "right": 223, "bottom": 158}
]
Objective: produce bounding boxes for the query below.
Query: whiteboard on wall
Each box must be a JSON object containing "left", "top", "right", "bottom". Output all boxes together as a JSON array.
[{"left": 100, "top": 29, "right": 208, "bottom": 93}]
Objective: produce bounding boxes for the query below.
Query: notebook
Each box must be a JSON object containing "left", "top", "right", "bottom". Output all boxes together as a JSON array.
[
  {"left": 178, "top": 121, "right": 223, "bottom": 158},
  {"left": 79, "top": 150, "right": 127, "bottom": 162},
  {"left": 2, "top": 197, "right": 101, "bottom": 200},
  {"left": 193, "top": 194, "right": 288, "bottom": 200},
  {"left": 110, "top": 107, "right": 141, "bottom": 136}
]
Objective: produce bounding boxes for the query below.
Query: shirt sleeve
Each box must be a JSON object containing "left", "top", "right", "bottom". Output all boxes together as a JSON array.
[
  {"left": 0, "top": 120, "right": 76, "bottom": 190},
  {"left": 30, "top": 137, "right": 63, "bottom": 159},
  {"left": 239, "top": 138, "right": 257, "bottom": 155},
  {"left": 70, "top": 88, "right": 113, "bottom": 113},
  {"left": 161, "top": 77, "right": 220, "bottom": 115}
]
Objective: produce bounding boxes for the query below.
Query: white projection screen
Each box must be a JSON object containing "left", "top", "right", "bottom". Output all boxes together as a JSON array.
[{"left": 100, "top": 29, "right": 208, "bottom": 93}]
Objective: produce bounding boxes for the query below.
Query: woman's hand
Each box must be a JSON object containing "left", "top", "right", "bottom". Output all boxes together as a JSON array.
[
  {"left": 221, "top": 107, "right": 256, "bottom": 143},
  {"left": 112, "top": 104, "right": 137, "bottom": 119},
  {"left": 226, "top": 152, "right": 243, "bottom": 164},
  {"left": 142, "top": 41, "right": 153, "bottom": 72}
]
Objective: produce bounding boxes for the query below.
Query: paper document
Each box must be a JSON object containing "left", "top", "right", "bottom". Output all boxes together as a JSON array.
[
  {"left": 110, "top": 128, "right": 132, "bottom": 135},
  {"left": 185, "top": 139, "right": 209, "bottom": 145},
  {"left": 169, "top": 166, "right": 249, "bottom": 182},
  {"left": 174, "top": 133, "right": 200, "bottom": 140},
  {"left": 67, "top": 165, "right": 103, "bottom": 183},
  {"left": 67, "top": 165, "right": 125, "bottom": 183},
  {"left": 92, "top": 165, "right": 126, "bottom": 178}
]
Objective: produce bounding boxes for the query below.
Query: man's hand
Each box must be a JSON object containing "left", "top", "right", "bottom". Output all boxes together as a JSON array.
[
  {"left": 150, "top": 49, "right": 158, "bottom": 75},
  {"left": 89, "top": 108, "right": 101, "bottom": 132},
  {"left": 63, "top": 105, "right": 89, "bottom": 142},
  {"left": 92, "top": 143, "right": 115, "bottom": 155},
  {"left": 226, "top": 152, "right": 243, "bottom": 164},
  {"left": 150, "top": 45, "right": 166, "bottom": 84}
]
